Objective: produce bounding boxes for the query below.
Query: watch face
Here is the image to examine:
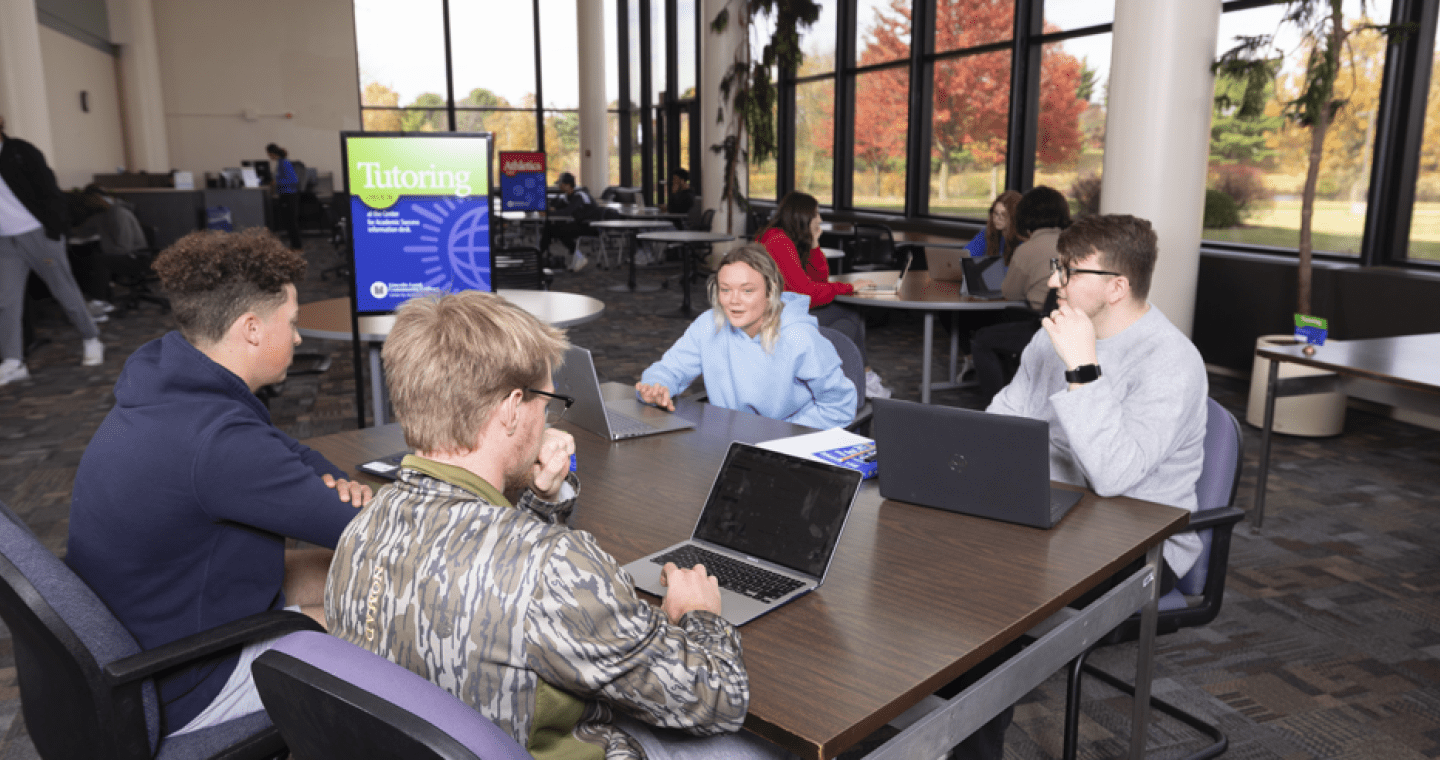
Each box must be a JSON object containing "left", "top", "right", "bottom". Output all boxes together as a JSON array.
[{"left": 1066, "top": 364, "right": 1101, "bottom": 384}]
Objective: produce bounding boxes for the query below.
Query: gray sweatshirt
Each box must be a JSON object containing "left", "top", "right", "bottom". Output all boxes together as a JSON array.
[{"left": 988, "top": 305, "right": 1208, "bottom": 576}]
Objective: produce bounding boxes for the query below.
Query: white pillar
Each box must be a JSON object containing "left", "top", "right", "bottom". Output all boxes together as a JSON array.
[
  {"left": 1100, "top": 0, "right": 1221, "bottom": 337},
  {"left": 0, "top": 0, "right": 56, "bottom": 156},
  {"left": 108, "top": 0, "right": 170, "bottom": 171},
  {"left": 701, "top": 0, "right": 745, "bottom": 236},
  {"left": 577, "top": 0, "right": 609, "bottom": 192}
]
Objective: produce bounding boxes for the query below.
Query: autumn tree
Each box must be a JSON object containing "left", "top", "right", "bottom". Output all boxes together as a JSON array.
[
  {"left": 402, "top": 93, "right": 447, "bottom": 132},
  {"left": 361, "top": 81, "right": 402, "bottom": 131}
]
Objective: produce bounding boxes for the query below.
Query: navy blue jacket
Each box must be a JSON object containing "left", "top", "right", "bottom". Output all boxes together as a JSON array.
[{"left": 67, "top": 331, "right": 357, "bottom": 731}]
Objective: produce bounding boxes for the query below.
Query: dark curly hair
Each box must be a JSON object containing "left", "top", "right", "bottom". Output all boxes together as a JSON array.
[{"left": 152, "top": 228, "right": 306, "bottom": 345}]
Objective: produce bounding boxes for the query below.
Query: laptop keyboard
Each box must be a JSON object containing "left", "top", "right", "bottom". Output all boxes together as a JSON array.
[
  {"left": 651, "top": 545, "right": 805, "bottom": 603},
  {"left": 606, "top": 410, "right": 654, "bottom": 438}
]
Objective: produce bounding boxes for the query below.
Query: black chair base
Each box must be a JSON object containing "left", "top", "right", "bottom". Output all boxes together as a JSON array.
[{"left": 1064, "top": 650, "right": 1228, "bottom": 760}]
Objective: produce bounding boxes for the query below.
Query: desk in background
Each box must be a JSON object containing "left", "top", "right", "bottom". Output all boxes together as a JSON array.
[
  {"left": 296, "top": 292, "right": 605, "bottom": 428},
  {"left": 105, "top": 188, "right": 267, "bottom": 249},
  {"left": 833, "top": 271, "right": 1025, "bottom": 403},
  {"left": 306, "top": 392, "right": 1186, "bottom": 759},
  {"left": 1252, "top": 333, "right": 1440, "bottom": 528}
]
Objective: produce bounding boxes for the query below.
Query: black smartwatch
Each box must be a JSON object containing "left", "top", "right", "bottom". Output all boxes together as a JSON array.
[{"left": 1064, "top": 364, "right": 1102, "bottom": 384}]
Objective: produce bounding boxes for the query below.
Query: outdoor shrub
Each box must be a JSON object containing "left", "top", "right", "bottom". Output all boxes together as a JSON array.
[
  {"left": 1210, "top": 164, "right": 1270, "bottom": 213},
  {"left": 1070, "top": 173, "right": 1102, "bottom": 217},
  {"left": 1203, "top": 188, "right": 1240, "bottom": 229}
]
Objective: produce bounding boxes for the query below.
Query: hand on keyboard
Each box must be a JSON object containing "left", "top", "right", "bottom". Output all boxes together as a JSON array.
[{"left": 659, "top": 561, "right": 722, "bottom": 625}]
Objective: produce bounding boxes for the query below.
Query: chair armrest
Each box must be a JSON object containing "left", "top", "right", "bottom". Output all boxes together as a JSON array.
[
  {"left": 1185, "top": 505, "right": 1245, "bottom": 533},
  {"left": 103, "top": 610, "right": 325, "bottom": 685}
]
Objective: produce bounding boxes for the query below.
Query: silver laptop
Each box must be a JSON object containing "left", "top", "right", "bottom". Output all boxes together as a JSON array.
[
  {"left": 855, "top": 252, "right": 912, "bottom": 296},
  {"left": 623, "top": 442, "right": 864, "bottom": 626},
  {"left": 871, "top": 398, "right": 1082, "bottom": 529},
  {"left": 961, "top": 255, "right": 1007, "bottom": 298},
  {"left": 928, "top": 248, "right": 969, "bottom": 282},
  {"left": 553, "top": 346, "right": 695, "bottom": 440}
]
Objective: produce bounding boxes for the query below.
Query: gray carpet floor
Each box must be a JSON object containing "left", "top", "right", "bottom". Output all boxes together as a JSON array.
[{"left": 0, "top": 236, "right": 1436, "bottom": 759}]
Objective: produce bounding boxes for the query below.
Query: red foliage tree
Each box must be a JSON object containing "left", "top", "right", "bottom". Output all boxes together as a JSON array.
[{"left": 810, "top": 0, "right": 1090, "bottom": 192}]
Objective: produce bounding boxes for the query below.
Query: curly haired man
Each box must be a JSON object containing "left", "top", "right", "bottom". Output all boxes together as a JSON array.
[{"left": 67, "top": 228, "right": 372, "bottom": 737}]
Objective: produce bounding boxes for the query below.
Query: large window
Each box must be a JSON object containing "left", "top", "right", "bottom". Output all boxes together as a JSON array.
[
  {"left": 1203, "top": 1, "right": 1393, "bottom": 257},
  {"left": 1411, "top": 12, "right": 1440, "bottom": 263}
]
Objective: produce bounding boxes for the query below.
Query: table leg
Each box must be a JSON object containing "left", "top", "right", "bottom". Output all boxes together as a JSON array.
[
  {"left": 369, "top": 344, "right": 387, "bottom": 426},
  {"left": 609, "top": 230, "right": 661, "bottom": 293},
  {"left": 922, "top": 312, "right": 935, "bottom": 404},
  {"left": 948, "top": 312, "right": 959, "bottom": 383},
  {"left": 1127, "top": 543, "right": 1162, "bottom": 760},
  {"left": 1253, "top": 358, "right": 1280, "bottom": 529},
  {"left": 661, "top": 242, "right": 698, "bottom": 319}
]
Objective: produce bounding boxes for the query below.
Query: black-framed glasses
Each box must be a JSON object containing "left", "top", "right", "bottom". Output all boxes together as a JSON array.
[
  {"left": 1050, "top": 258, "right": 1122, "bottom": 287},
  {"left": 525, "top": 388, "right": 574, "bottom": 425}
]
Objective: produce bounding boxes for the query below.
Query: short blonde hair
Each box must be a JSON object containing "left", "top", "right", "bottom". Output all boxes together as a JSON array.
[
  {"left": 707, "top": 244, "right": 784, "bottom": 353},
  {"left": 382, "top": 291, "right": 569, "bottom": 454}
]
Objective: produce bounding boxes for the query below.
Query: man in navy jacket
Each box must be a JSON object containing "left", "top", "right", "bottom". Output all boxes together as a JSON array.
[{"left": 67, "top": 228, "right": 371, "bottom": 736}]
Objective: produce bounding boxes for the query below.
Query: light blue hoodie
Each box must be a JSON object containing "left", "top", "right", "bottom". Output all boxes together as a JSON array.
[{"left": 640, "top": 292, "right": 857, "bottom": 430}]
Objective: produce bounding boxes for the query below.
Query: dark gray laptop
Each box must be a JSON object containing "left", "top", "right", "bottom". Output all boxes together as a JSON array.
[
  {"left": 960, "top": 255, "right": 1007, "bottom": 298},
  {"left": 623, "top": 442, "right": 864, "bottom": 626},
  {"left": 871, "top": 398, "right": 1082, "bottom": 529},
  {"left": 553, "top": 346, "right": 695, "bottom": 441}
]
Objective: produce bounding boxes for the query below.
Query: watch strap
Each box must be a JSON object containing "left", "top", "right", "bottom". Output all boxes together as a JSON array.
[{"left": 1064, "top": 364, "right": 1102, "bottom": 384}]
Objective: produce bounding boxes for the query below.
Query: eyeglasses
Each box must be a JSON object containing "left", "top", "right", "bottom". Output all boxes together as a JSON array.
[
  {"left": 1050, "top": 258, "right": 1122, "bottom": 287},
  {"left": 525, "top": 388, "right": 574, "bottom": 425}
]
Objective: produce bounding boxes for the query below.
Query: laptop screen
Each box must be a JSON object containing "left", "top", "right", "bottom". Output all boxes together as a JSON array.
[{"left": 692, "top": 444, "right": 861, "bottom": 578}]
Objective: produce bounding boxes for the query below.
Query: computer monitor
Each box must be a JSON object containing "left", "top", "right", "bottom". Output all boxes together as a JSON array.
[
  {"left": 340, "top": 132, "right": 495, "bottom": 314},
  {"left": 242, "top": 159, "right": 272, "bottom": 185}
]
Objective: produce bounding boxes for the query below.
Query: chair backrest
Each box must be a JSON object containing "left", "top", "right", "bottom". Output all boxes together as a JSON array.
[
  {"left": 818, "top": 327, "right": 865, "bottom": 415},
  {"left": 253, "top": 631, "right": 535, "bottom": 760},
  {"left": 0, "top": 499, "right": 161, "bottom": 759},
  {"left": 852, "top": 223, "right": 896, "bottom": 267},
  {"left": 1173, "top": 397, "right": 1245, "bottom": 596}
]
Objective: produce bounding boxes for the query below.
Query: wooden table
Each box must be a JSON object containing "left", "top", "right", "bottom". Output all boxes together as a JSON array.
[
  {"left": 1252, "top": 332, "right": 1440, "bottom": 528},
  {"left": 635, "top": 230, "right": 736, "bottom": 317},
  {"left": 833, "top": 271, "right": 1026, "bottom": 403},
  {"left": 305, "top": 393, "right": 1186, "bottom": 760},
  {"left": 296, "top": 292, "right": 605, "bottom": 428},
  {"left": 591, "top": 219, "right": 677, "bottom": 293}
]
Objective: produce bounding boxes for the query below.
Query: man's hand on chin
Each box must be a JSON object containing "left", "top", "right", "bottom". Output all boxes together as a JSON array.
[{"left": 529, "top": 427, "right": 575, "bottom": 501}]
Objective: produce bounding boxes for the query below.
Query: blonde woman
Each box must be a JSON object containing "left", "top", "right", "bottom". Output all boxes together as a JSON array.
[{"left": 637, "top": 244, "right": 856, "bottom": 429}]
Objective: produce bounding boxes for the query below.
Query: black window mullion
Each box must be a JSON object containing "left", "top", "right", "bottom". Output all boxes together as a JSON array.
[
  {"left": 442, "top": 0, "right": 456, "bottom": 131},
  {"left": 1363, "top": 0, "right": 1437, "bottom": 266},
  {"left": 906, "top": 0, "right": 935, "bottom": 217},
  {"left": 618, "top": 0, "right": 633, "bottom": 187},
  {"left": 778, "top": 55, "right": 797, "bottom": 200},
  {"left": 640, "top": 0, "right": 655, "bottom": 204},
  {"left": 1006, "top": 0, "right": 1042, "bottom": 193},
  {"left": 533, "top": 0, "right": 545, "bottom": 152},
  {"left": 835, "top": 0, "right": 857, "bottom": 210}
]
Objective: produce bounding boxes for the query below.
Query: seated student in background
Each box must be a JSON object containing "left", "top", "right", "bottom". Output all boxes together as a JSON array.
[
  {"left": 541, "top": 171, "right": 600, "bottom": 265},
  {"left": 327, "top": 291, "right": 794, "bottom": 760},
  {"left": 756, "top": 192, "right": 873, "bottom": 365},
  {"left": 971, "top": 185, "right": 1073, "bottom": 400},
  {"left": 665, "top": 167, "right": 695, "bottom": 214},
  {"left": 67, "top": 228, "right": 371, "bottom": 737},
  {"left": 963, "top": 190, "right": 1022, "bottom": 261},
  {"left": 961, "top": 214, "right": 1208, "bottom": 760},
  {"left": 637, "top": 244, "right": 856, "bottom": 430}
]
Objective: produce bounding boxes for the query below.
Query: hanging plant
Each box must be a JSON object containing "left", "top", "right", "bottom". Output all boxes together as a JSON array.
[{"left": 710, "top": 0, "right": 821, "bottom": 233}]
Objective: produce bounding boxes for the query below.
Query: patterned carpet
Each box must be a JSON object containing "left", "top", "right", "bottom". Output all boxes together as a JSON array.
[{"left": 0, "top": 237, "right": 1437, "bottom": 759}]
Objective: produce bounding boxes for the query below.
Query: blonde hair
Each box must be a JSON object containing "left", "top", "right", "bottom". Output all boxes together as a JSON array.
[
  {"left": 382, "top": 291, "right": 569, "bottom": 454},
  {"left": 707, "top": 244, "right": 784, "bottom": 353}
]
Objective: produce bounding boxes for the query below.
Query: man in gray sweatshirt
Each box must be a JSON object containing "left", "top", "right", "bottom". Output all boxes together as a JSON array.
[{"left": 988, "top": 213, "right": 1207, "bottom": 585}]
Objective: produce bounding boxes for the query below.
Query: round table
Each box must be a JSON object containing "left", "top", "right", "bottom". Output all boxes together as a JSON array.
[
  {"left": 298, "top": 291, "right": 606, "bottom": 427},
  {"left": 635, "top": 230, "right": 737, "bottom": 317},
  {"left": 832, "top": 271, "right": 1025, "bottom": 403},
  {"left": 591, "top": 219, "right": 678, "bottom": 293}
]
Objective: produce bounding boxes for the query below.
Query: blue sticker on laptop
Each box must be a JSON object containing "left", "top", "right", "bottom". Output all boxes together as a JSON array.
[{"left": 1293, "top": 313, "right": 1328, "bottom": 346}]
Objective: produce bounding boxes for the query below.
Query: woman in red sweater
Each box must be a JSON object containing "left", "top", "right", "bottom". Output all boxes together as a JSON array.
[{"left": 757, "top": 192, "right": 873, "bottom": 364}]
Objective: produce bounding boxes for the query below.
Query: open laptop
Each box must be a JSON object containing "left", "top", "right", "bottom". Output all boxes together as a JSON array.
[
  {"left": 961, "top": 255, "right": 1007, "bottom": 298},
  {"left": 870, "top": 398, "right": 1082, "bottom": 529},
  {"left": 928, "top": 248, "right": 969, "bottom": 283},
  {"left": 623, "top": 442, "right": 864, "bottom": 626},
  {"left": 554, "top": 346, "right": 695, "bottom": 441},
  {"left": 855, "top": 251, "right": 912, "bottom": 296}
]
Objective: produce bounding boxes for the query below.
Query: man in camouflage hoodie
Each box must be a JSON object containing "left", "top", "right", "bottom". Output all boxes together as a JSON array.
[{"left": 326, "top": 291, "right": 792, "bottom": 760}]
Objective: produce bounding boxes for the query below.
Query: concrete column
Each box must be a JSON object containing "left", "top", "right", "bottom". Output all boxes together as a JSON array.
[
  {"left": 1100, "top": 0, "right": 1221, "bottom": 337},
  {"left": 108, "top": 0, "right": 170, "bottom": 171},
  {"left": 0, "top": 0, "right": 55, "bottom": 155},
  {"left": 577, "top": 0, "right": 609, "bottom": 192},
  {"left": 701, "top": 0, "right": 745, "bottom": 236}
]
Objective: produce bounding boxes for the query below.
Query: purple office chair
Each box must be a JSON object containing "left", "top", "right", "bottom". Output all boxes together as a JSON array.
[
  {"left": 1061, "top": 397, "right": 1246, "bottom": 760},
  {"left": 251, "top": 631, "right": 535, "bottom": 760}
]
